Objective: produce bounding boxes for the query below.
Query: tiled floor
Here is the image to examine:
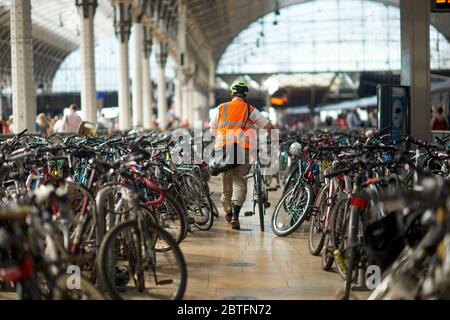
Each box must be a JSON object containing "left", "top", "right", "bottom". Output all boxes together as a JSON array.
[{"left": 180, "top": 176, "right": 363, "bottom": 300}]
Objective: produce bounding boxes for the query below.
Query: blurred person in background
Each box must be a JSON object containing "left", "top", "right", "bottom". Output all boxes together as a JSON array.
[
  {"left": 346, "top": 108, "right": 362, "bottom": 128},
  {"left": 369, "top": 109, "right": 378, "bottom": 128},
  {"left": 98, "top": 112, "right": 112, "bottom": 134},
  {"left": 35, "top": 113, "right": 50, "bottom": 136},
  {"left": 4, "top": 116, "right": 13, "bottom": 133},
  {"left": 431, "top": 106, "right": 449, "bottom": 131},
  {"left": 63, "top": 104, "right": 82, "bottom": 133},
  {"left": 53, "top": 114, "right": 64, "bottom": 133},
  {"left": 313, "top": 112, "right": 321, "bottom": 130},
  {"left": 337, "top": 113, "right": 348, "bottom": 128}
]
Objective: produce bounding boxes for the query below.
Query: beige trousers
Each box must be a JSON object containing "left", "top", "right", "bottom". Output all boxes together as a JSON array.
[{"left": 221, "top": 164, "right": 251, "bottom": 214}]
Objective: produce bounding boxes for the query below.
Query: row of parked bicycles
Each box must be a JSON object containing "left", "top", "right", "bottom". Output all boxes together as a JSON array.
[
  {"left": 267, "top": 127, "right": 450, "bottom": 299},
  {"left": 2, "top": 125, "right": 450, "bottom": 300},
  {"left": 0, "top": 129, "right": 219, "bottom": 300}
]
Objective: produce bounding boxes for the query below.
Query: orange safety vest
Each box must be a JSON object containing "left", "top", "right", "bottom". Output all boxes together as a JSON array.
[{"left": 215, "top": 99, "right": 256, "bottom": 149}]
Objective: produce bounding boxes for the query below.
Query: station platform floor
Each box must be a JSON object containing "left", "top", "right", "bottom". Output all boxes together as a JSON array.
[{"left": 181, "top": 177, "right": 362, "bottom": 300}]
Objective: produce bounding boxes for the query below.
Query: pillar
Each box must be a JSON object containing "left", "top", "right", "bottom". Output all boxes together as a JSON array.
[
  {"left": 209, "top": 57, "right": 216, "bottom": 108},
  {"left": 131, "top": 20, "right": 143, "bottom": 127},
  {"left": 173, "top": 77, "right": 181, "bottom": 120},
  {"left": 10, "top": 0, "right": 36, "bottom": 133},
  {"left": 181, "top": 76, "right": 191, "bottom": 126},
  {"left": 193, "top": 90, "right": 200, "bottom": 126},
  {"left": 400, "top": 0, "right": 431, "bottom": 141},
  {"left": 188, "top": 77, "right": 195, "bottom": 126},
  {"left": 156, "top": 41, "right": 168, "bottom": 129},
  {"left": 175, "top": 0, "right": 187, "bottom": 121},
  {"left": 76, "top": 0, "right": 97, "bottom": 123},
  {"left": 114, "top": 1, "right": 132, "bottom": 130},
  {"left": 0, "top": 74, "right": 3, "bottom": 118},
  {"left": 142, "top": 25, "right": 153, "bottom": 129}
]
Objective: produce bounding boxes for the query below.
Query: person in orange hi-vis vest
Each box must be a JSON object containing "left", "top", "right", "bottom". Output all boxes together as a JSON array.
[{"left": 210, "top": 80, "right": 274, "bottom": 230}]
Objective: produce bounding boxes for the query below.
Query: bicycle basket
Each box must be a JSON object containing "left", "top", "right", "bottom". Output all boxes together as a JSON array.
[{"left": 77, "top": 121, "right": 98, "bottom": 136}]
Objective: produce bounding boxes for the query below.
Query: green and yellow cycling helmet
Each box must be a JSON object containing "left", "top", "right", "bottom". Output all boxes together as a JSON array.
[{"left": 230, "top": 80, "right": 249, "bottom": 95}]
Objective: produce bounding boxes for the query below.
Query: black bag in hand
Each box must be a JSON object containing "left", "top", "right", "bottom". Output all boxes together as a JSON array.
[{"left": 209, "top": 143, "right": 245, "bottom": 176}]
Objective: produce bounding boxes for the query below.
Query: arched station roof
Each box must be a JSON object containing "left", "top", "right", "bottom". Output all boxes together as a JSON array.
[{"left": 0, "top": 0, "right": 449, "bottom": 88}]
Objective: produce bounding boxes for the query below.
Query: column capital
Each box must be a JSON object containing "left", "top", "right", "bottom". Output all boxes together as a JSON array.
[
  {"left": 133, "top": 0, "right": 148, "bottom": 23},
  {"left": 114, "top": 1, "right": 132, "bottom": 43},
  {"left": 75, "top": 0, "right": 98, "bottom": 19}
]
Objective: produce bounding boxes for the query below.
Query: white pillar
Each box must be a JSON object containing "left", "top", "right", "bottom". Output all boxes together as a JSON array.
[
  {"left": 209, "top": 57, "right": 216, "bottom": 107},
  {"left": 114, "top": 1, "right": 132, "bottom": 130},
  {"left": 194, "top": 90, "right": 204, "bottom": 126},
  {"left": 77, "top": 0, "right": 97, "bottom": 123},
  {"left": 132, "top": 21, "right": 143, "bottom": 127},
  {"left": 10, "top": 0, "right": 36, "bottom": 133},
  {"left": 156, "top": 41, "right": 168, "bottom": 130},
  {"left": 0, "top": 78, "right": 3, "bottom": 119},
  {"left": 400, "top": 0, "right": 431, "bottom": 141},
  {"left": 142, "top": 26, "right": 153, "bottom": 129},
  {"left": 176, "top": 0, "right": 187, "bottom": 122},
  {"left": 188, "top": 78, "right": 195, "bottom": 126},
  {"left": 174, "top": 77, "right": 182, "bottom": 120},
  {"left": 181, "top": 80, "right": 190, "bottom": 126}
]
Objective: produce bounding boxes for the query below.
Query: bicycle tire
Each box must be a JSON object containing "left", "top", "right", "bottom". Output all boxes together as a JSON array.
[
  {"left": 330, "top": 194, "right": 350, "bottom": 280},
  {"left": 321, "top": 233, "right": 335, "bottom": 271},
  {"left": 254, "top": 168, "right": 265, "bottom": 232},
  {"left": 343, "top": 207, "right": 360, "bottom": 300},
  {"left": 149, "top": 192, "right": 188, "bottom": 245},
  {"left": 97, "top": 219, "right": 187, "bottom": 300},
  {"left": 271, "top": 184, "right": 312, "bottom": 236},
  {"left": 53, "top": 274, "right": 105, "bottom": 300},
  {"left": 308, "top": 185, "right": 328, "bottom": 256},
  {"left": 343, "top": 245, "right": 357, "bottom": 300},
  {"left": 194, "top": 196, "right": 215, "bottom": 231},
  {"left": 179, "top": 172, "right": 214, "bottom": 231},
  {"left": 176, "top": 173, "right": 207, "bottom": 223},
  {"left": 282, "top": 166, "right": 300, "bottom": 195}
]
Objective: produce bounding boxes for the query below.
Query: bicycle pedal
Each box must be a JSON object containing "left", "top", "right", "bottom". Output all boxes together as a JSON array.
[
  {"left": 267, "top": 187, "right": 278, "bottom": 192},
  {"left": 264, "top": 202, "right": 271, "bottom": 208},
  {"left": 157, "top": 279, "right": 173, "bottom": 286},
  {"left": 244, "top": 211, "right": 254, "bottom": 217}
]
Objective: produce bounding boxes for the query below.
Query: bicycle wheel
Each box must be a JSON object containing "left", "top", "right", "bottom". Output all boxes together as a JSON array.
[
  {"left": 98, "top": 219, "right": 187, "bottom": 300},
  {"left": 277, "top": 151, "right": 290, "bottom": 188},
  {"left": 330, "top": 194, "right": 350, "bottom": 280},
  {"left": 308, "top": 185, "right": 328, "bottom": 256},
  {"left": 194, "top": 196, "right": 214, "bottom": 231},
  {"left": 53, "top": 274, "right": 105, "bottom": 300},
  {"left": 342, "top": 207, "right": 360, "bottom": 300},
  {"left": 148, "top": 192, "right": 188, "bottom": 245},
  {"left": 254, "top": 168, "right": 265, "bottom": 232},
  {"left": 282, "top": 166, "right": 300, "bottom": 195},
  {"left": 321, "top": 233, "right": 335, "bottom": 271},
  {"left": 271, "top": 184, "right": 312, "bottom": 236},
  {"left": 343, "top": 244, "right": 357, "bottom": 300},
  {"left": 177, "top": 173, "right": 214, "bottom": 231}
]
